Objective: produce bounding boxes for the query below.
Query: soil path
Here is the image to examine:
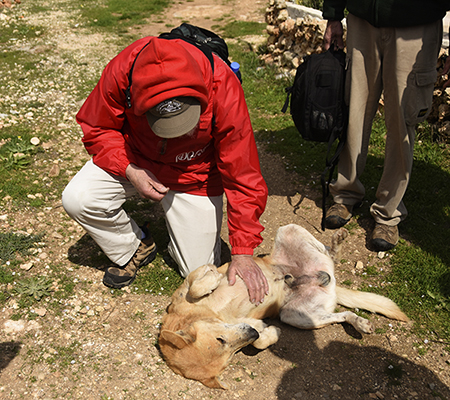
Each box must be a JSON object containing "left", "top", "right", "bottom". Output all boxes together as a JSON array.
[{"left": 0, "top": 0, "right": 449, "bottom": 399}]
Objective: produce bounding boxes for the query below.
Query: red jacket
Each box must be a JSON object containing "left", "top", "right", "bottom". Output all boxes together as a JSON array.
[{"left": 76, "top": 37, "right": 268, "bottom": 256}]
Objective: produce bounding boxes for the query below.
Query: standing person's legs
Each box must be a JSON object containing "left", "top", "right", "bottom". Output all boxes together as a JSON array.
[
  {"left": 62, "top": 159, "right": 143, "bottom": 266},
  {"left": 161, "top": 191, "right": 223, "bottom": 278},
  {"left": 326, "top": 14, "right": 383, "bottom": 228},
  {"left": 331, "top": 14, "right": 384, "bottom": 204},
  {"left": 371, "top": 20, "right": 443, "bottom": 226}
]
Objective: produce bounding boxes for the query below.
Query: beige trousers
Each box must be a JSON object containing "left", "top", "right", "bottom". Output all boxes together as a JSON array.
[
  {"left": 331, "top": 14, "right": 442, "bottom": 225},
  {"left": 62, "top": 159, "right": 222, "bottom": 277}
]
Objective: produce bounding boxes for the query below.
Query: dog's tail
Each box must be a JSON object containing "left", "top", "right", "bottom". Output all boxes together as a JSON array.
[{"left": 336, "top": 286, "right": 409, "bottom": 321}]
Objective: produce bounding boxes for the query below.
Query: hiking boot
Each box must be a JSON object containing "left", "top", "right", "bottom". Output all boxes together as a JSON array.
[
  {"left": 324, "top": 203, "right": 353, "bottom": 229},
  {"left": 371, "top": 223, "right": 399, "bottom": 251},
  {"left": 103, "top": 224, "right": 157, "bottom": 289}
]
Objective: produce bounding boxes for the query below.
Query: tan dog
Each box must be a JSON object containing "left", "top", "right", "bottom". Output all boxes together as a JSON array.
[{"left": 159, "top": 224, "right": 408, "bottom": 389}]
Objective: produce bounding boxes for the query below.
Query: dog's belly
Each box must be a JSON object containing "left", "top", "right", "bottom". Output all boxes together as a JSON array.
[{"left": 196, "top": 274, "right": 287, "bottom": 321}]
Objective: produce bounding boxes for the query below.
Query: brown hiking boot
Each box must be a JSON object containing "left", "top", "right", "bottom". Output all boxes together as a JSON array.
[
  {"left": 371, "top": 223, "right": 399, "bottom": 251},
  {"left": 103, "top": 224, "right": 157, "bottom": 289},
  {"left": 324, "top": 203, "right": 353, "bottom": 229}
]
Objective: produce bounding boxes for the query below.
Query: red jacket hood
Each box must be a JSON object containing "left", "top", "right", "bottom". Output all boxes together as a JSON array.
[{"left": 132, "top": 37, "right": 210, "bottom": 116}]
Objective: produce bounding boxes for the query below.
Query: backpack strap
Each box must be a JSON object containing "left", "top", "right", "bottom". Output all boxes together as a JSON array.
[
  {"left": 320, "top": 117, "right": 347, "bottom": 231},
  {"left": 124, "top": 40, "right": 152, "bottom": 109}
]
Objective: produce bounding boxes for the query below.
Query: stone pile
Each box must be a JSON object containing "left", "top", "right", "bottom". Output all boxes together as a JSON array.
[{"left": 263, "top": 0, "right": 328, "bottom": 74}]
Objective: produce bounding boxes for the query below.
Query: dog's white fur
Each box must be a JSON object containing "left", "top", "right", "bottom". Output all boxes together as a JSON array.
[{"left": 159, "top": 224, "right": 408, "bottom": 388}]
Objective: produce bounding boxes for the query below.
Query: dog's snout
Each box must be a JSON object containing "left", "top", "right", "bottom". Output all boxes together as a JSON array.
[
  {"left": 238, "top": 323, "right": 260, "bottom": 340},
  {"left": 248, "top": 326, "right": 260, "bottom": 340}
]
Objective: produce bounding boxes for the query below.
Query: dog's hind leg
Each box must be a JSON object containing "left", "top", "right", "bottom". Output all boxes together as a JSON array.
[
  {"left": 327, "top": 228, "right": 348, "bottom": 263},
  {"left": 280, "top": 305, "right": 374, "bottom": 334}
]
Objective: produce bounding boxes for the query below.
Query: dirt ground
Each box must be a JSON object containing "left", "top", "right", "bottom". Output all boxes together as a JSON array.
[{"left": 1, "top": 0, "right": 450, "bottom": 399}]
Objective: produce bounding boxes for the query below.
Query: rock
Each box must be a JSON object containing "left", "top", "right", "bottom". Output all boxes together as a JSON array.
[
  {"left": 49, "top": 163, "right": 60, "bottom": 177},
  {"left": 20, "top": 262, "right": 33, "bottom": 271},
  {"left": 34, "top": 308, "right": 47, "bottom": 317},
  {"left": 4, "top": 320, "right": 26, "bottom": 334}
]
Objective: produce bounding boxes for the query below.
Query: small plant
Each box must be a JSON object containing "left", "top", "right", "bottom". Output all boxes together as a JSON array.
[
  {"left": 427, "top": 290, "right": 450, "bottom": 312},
  {"left": 15, "top": 276, "right": 53, "bottom": 301},
  {"left": 0, "top": 136, "right": 39, "bottom": 170}
]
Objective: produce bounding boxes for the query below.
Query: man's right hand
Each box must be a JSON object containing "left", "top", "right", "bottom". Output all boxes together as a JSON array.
[
  {"left": 323, "top": 20, "right": 344, "bottom": 50},
  {"left": 126, "top": 163, "right": 169, "bottom": 201}
]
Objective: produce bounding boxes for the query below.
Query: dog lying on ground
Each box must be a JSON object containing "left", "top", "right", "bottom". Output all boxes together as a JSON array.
[{"left": 159, "top": 224, "right": 408, "bottom": 389}]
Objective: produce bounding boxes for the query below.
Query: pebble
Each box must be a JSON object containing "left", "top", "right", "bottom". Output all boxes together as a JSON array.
[{"left": 20, "top": 262, "right": 33, "bottom": 271}]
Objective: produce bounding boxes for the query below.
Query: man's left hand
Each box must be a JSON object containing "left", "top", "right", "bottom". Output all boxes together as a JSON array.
[{"left": 227, "top": 254, "right": 269, "bottom": 305}]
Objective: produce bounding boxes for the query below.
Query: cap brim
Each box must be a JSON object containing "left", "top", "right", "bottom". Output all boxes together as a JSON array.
[{"left": 147, "top": 102, "right": 201, "bottom": 139}]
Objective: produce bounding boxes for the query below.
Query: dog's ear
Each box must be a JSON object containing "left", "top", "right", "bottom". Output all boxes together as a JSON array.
[
  {"left": 159, "top": 329, "right": 194, "bottom": 349},
  {"left": 200, "top": 376, "right": 229, "bottom": 390}
]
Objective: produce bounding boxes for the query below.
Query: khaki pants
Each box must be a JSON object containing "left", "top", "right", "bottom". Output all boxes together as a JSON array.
[
  {"left": 62, "top": 159, "right": 223, "bottom": 277},
  {"left": 331, "top": 14, "right": 442, "bottom": 225}
]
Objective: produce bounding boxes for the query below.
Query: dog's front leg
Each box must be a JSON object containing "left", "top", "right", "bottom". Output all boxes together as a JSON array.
[
  {"left": 187, "top": 264, "right": 223, "bottom": 299},
  {"left": 240, "top": 319, "right": 281, "bottom": 349}
]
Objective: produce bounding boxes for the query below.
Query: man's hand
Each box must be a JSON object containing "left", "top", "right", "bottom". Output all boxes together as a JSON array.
[
  {"left": 126, "top": 163, "right": 169, "bottom": 201},
  {"left": 323, "top": 20, "right": 344, "bottom": 51},
  {"left": 227, "top": 254, "right": 269, "bottom": 305}
]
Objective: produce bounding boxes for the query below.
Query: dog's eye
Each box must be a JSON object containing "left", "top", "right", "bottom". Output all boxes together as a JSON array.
[{"left": 216, "top": 337, "right": 226, "bottom": 345}]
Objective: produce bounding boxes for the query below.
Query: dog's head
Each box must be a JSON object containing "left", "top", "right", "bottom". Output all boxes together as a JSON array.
[{"left": 159, "top": 316, "right": 259, "bottom": 389}]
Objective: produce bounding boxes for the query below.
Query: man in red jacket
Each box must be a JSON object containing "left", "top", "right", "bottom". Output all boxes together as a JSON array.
[{"left": 62, "top": 36, "right": 269, "bottom": 304}]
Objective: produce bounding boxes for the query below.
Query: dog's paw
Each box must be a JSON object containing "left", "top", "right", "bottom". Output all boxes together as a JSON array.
[
  {"left": 332, "top": 228, "right": 348, "bottom": 245},
  {"left": 187, "top": 264, "right": 222, "bottom": 299},
  {"left": 354, "top": 316, "right": 374, "bottom": 334},
  {"left": 252, "top": 325, "right": 281, "bottom": 349}
]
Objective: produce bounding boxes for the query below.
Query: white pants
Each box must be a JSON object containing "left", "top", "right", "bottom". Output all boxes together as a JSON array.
[{"left": 62, "top": 159, "right": 223, "bottom": 277}]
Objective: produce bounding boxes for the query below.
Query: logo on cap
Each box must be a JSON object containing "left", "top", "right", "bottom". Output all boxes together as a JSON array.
[{"left": 156, "top": 99, "right": 183, "bottom": 116}]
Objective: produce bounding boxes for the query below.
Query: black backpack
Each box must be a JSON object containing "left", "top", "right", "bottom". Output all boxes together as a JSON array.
[
  {"left": 282, "top": 47, "right": 348, "bottom": 230},
  {"left": 160, "top": 23, "right": 242, "bottom": 83},
  {"left": 125, "top": 23, "right": 241, "bottom": 108}
]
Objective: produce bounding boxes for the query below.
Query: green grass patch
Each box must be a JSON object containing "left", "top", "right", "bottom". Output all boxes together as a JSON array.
[
  {"left": 134, "top": 256, "right": 184, "bottom": 296},
  {"left": 79, "top": 0, "right": 171, "bottom": 33},
  {"left": 0, "top": 17, "right": 45, "bottom": 44},
  {"left": 220, "top": 20, "right": 267, "bottom": 38},
  {"left": 0, "top": 232, "right": 44, "bottom": 266}
]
